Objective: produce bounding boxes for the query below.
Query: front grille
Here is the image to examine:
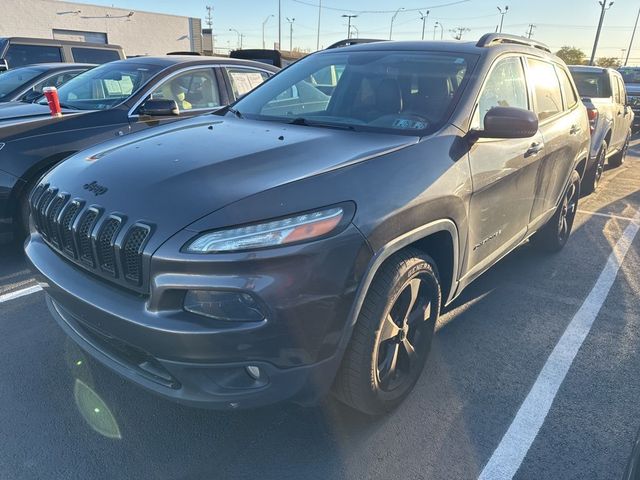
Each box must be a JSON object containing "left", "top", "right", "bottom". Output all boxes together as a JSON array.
[{"left": 31, "top": 185, "right": 152, "bottom": 291}]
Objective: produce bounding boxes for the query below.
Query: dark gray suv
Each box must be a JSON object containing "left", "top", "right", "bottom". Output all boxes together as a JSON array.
[{"left": 26, "top": 34, "right": 591, "bottom": 415}]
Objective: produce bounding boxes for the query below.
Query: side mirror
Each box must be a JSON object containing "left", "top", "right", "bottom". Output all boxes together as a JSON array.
[
  {"left": 138, "top": 99, "right": 180, "bottom": 116},
  {"left": 472, "top": 107, "right": 539, "bottom": 139},
  {"left": 0, "top": 59, "right": 8, "bottom": 72},
  {"left": 21, "top": 89, "right": 42, "bottom": 103}
]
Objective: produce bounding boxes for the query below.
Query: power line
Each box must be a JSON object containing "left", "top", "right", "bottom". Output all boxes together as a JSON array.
[{"left": 291, "top": 0, "right": 470, "bottom": 15}]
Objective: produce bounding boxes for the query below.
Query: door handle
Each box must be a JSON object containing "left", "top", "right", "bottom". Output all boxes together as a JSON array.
[
  {"left": 569, "top": 125, "right": 581, "bottom": 135},
  {"left": 525, "top": 142, "right": 543, "bottom": 157}
]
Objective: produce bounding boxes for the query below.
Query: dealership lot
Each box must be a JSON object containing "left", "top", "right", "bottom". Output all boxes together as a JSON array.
[{"left": 0, "top": 143, "right": 639, "bottom": 479}]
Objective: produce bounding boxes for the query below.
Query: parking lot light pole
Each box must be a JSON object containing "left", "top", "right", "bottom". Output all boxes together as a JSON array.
[
  {"left": 229, "top": 28, "right": 242, "bottom": 49},
  {"left": 590, "top": 1, "right": 614, "bottom": 65},
  {"left": 286, "top": 17, "right": 295, "bottom": 52},
  {"left": 262, "top": 15, "right": 274, "bottom": 49},
  {"left": 389, "top": 7, "right": 405, "bottom": 40},
  {"left": 434, "top": 21, "right": 444, "bottom": 40},
  {"left": 342, "top": 14, "right": 357, "bottom": 39},
  {"left": 420, "top": 10, "right": 430, "bottom": 40},
  {"left": 497, "top": 6, "right": 509, "bottom": 33},
  {"left": 278, "top": 0, "right": 282, "bottom": 50},
  {"left": 316, "top": 0, "right": 322, "bottom": 50},
  {"left": 625, "top": 6, "right": 640, "bottom": 66}
]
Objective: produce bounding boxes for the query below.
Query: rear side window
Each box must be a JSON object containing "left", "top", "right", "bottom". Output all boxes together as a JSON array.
[
  {"left": 5, "top": 44, "right": 62, "bottom": 68},
  {"left": 528, "top": 58, "right": 563, "bottom": 121},
  {"left": 616, "top": 76, "right": 626, "bottom": 105},
  {"left": 226, "top": 67, "right": 270, "bottom": 99},
  {"left": 475, "top": 56, "right": 528, "bottom": 129},
  {"left": 557, "top": 67, "right": 578, "bottom": 109},
  {"left": 612, "top": 77, "right": 621, "bottom": 104},
  {"left": 71, "top": 48, "right": 120, "bottom": 64}
]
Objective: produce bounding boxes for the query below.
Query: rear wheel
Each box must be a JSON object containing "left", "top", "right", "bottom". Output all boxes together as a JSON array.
[
  {"left": 333, "top": 248, "right": 441, "bottom": 415},
  {"left": 609, "top": 131, "right": 630, "bottom": 168},
  {"left": 583, "top": 142, "right": 607, "bottom": 194},
  {"left": 530, "top": 170, "right": 581, "bottom": 253}
]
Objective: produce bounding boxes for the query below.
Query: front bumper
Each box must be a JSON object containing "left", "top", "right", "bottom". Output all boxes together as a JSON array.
[{"left": 26, "top": 225, "right": 371, "bottom": 409}]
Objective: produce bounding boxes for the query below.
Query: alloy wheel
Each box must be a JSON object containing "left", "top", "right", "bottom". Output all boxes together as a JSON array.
[
  {"left": 558, "top": 181, "right": 579, "bottom": 244},
  {"left": 376, "top": 276, "right": 433, "bottom": 392}
]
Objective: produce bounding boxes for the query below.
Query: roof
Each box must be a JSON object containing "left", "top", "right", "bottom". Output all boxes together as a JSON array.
[
  {"left": 114, "top": 55, "right": 280, "bottom": 71},
  {"left": 316, "top": 37, "right": 560, "bottom": 61},
  {"left": 8, "top": 63, "right": 95, "bottom": 71},
  {"left": 0, "top": 36, "right": 122, "bottom": 49}
]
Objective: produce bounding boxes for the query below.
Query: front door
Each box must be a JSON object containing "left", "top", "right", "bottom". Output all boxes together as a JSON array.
[
  {"left": 466, "top": 55, "right": 542, "bottom": 275},
  {"left": 128, "top": 67, "right": 224, "bottom": 133}
]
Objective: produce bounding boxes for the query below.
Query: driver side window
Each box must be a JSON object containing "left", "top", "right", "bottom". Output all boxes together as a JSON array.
[
  {"left": 475, "top": 57, "right": 528, "bottom": 129},
  {"left": 150, "top": 68, "right": 220, "bottom": 111}
]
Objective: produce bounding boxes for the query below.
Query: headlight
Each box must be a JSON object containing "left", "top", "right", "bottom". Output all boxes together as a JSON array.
[{"left": 184, "top": 206, "right": 345, "bottom": 253}]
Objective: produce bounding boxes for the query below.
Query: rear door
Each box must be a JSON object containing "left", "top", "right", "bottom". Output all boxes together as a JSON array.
[
  {"left": 527, "top": 58, "right": 583, "bottom": 221},
  {"left": 466, "top": 55, "right": 543, "bottom": 273},
  {"left": 613, "top": 74, "right": 631, "bottom": 148}
]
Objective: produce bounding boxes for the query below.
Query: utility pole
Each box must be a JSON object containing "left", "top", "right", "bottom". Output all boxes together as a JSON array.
[
  {"left": 625, "top": 5, "right": 640, "bottom": 66},
  {"left": 342, "top": 14, "right": 357, "bottom": 39},
  {"left": 450, "top": 26, "right": 470, "bottom": 40},
  {"left": 286, "top": 17, "right": 295, "bottom": 52},
  {"left": 278, "top": 0, "right": 282, "bottom": 50},
  {"left": 316, "top": 0, "right": 322, "bottom": 50},
  {"left": 526, "top": 23, "right": 535, "bottom": 39},
  {"left": 389, "top": 7, "right": 404, "bottom": 40},
  {"left": 419, "top": 10, "right": 430, "bottom": 40},
  {"left": 262, "top": 14, "right": 274, "bottom": 49},
  {"left": 590, "top": 1, "right": 614, "bottom": 66},
  {"left": 497, "top": 6, "right": 509, "bottom": 33}
]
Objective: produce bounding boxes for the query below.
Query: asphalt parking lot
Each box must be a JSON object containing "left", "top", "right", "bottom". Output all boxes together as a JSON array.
[{"left": 1, "top": 143, "right": 639, "bottom": 480}]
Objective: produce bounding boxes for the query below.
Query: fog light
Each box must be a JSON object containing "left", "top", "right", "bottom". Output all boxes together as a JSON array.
[
  {"left": 184, "top": 290, "right": 264, "bottom": 322},
  {"left": 246, "top": 366, "right": 261, "bottom": 380}
]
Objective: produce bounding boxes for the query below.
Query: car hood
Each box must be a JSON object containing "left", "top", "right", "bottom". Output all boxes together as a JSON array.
[
  {"left": 41, "top": 115, "right": 418, "bottom": 247},
  {"left": 0, "top": 101, "right": 81, "bottom": 127}
]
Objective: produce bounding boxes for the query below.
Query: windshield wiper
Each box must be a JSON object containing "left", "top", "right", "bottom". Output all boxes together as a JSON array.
[{"left": 287, "top": 117, "right": 356, "bottom": 131}]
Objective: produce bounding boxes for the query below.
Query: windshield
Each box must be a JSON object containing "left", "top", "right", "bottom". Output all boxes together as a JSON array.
[
  {"left": 619, "top": 67, "right": 640, "bottom": 84},
  {"left": 232, "top": 50, "right": 476, "bottom": 135},
  {"left": 0, "top": 66, "right": 43, "bottom": 98},
  {"left": 37, "top": 61, "right": 163, "bottom": 110},
  {"left": 570, "top": 70, "right": 611, "bottom": 97}
]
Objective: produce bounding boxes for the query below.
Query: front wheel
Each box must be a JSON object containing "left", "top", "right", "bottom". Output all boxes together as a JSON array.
[
  {"left": 530, "top": 170, "right": 581, "bottom": 253},
  {"left": 333, "top": 248, "right": 441, "bottom": 415}
]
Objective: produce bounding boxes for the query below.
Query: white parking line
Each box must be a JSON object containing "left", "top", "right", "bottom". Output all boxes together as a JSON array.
[
  {"left": 0, "top": 285, "right": 42, "bottom": 304},
  {"left": 479, "top": 208, "right": 640, "bottom": 480},
  {"left": 577, "top": 210, "right": 640, "bottom": 223}
]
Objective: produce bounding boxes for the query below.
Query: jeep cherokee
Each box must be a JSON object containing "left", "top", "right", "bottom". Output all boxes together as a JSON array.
[{"left": 26, "top": 34, "right": 590, "bottom": 415}]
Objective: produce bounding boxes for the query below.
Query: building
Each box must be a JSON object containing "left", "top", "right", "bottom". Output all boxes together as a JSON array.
[{"left": 1, "top": 0, "right": 203, "bottom": 57}]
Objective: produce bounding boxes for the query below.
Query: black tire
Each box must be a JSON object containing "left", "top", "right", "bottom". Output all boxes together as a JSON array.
[
  {"left": 609, "top": 130, "right": 630, "bottom": 168},
  {"left": 530, "top": 170, "right": 581, "bottom": 253},
  {"left": 332, "top": 248, "right": 441, "bottom": 415},
  {"left": 582, "top": 141, "right": 606, "bottom": 195}
]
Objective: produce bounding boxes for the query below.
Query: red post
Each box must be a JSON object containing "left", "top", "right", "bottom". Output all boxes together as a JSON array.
[{"left": 43, "top": 86, "right": 62, "bottom": 117}]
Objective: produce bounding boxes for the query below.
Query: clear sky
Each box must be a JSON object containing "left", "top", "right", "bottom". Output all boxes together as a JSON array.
[{"left": 72, "top": 0, "right": 640, "bottom": 64}]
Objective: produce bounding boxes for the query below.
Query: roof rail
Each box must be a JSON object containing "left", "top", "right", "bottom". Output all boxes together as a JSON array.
[
  {"left": 326, "top": 38, "right": 384, "bottom": 49},
  {"left": 476, "top": 33, "right": 551, "bottom": 53}
]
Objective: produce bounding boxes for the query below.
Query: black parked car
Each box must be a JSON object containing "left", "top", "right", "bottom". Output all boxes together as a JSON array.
[
  {"left": 0, "top": 55, "right": 277, "bottom": 241},
  {"left": 26, "top": 34, "right": 591, "bottom": 414},
  {"left": 0, "top": 63, "right": 92, "bottom": 103}
]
